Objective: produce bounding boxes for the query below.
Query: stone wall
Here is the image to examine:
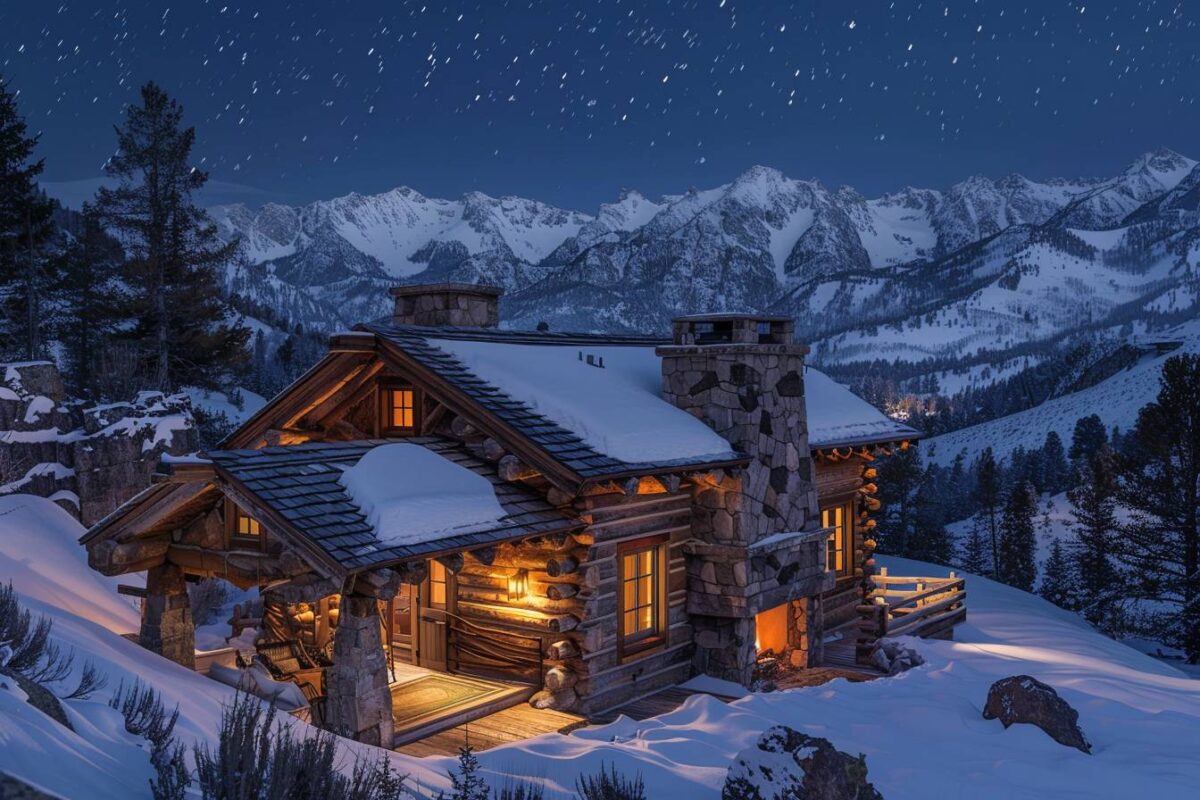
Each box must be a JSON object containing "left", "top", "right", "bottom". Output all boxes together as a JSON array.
[
  {"left": 0, "top": 361, "right": 197, "bottom": 524},
  {"left": 658, "top": 317, "right": 831, "bottom": 685}
]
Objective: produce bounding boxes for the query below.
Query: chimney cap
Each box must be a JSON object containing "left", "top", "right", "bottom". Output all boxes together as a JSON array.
[
  {"left": 388, "top": 282, "right": 504, "bottom": 299},
  {"left": 672, "top": 312, "right": 792, "bottom": 324}
]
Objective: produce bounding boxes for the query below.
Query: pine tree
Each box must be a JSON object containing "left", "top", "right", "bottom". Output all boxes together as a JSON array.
[
  {"left": 0, "top": 75, "right": 55, "bottom": 360},
  {"left": 49, "top": 203, "right": 126, "bottom": 397},
  {"left": 1114, "top": 354, "right": 1200, "bottom": 662},
  {"left": 910, "top": 464, "right": 954, "bottom": 565},
  {"left": 1069, "top": 414, "right": 1109, "bottom": 474},
  {"left": 877, "top": 446, "right": 923, "bottom": 556},
  {"left": 1068, "top": 446, "right": 1121, "bottom": 628},
  {"left": 997, "top": 482, "right": 1038, "bottom": 591},
  {"left": 94, "top": 81, "right": 248, "bottom": 391},
  {"left": 441, "top": 746, "right": 489, "bottom": 800},
  {"left": 1040, "top": 431, "right": 1070, "bottom": 495},
  {"left": 1038, "top": 539, "right": 1076, "bottom": 609},
  {"left": 974, "top": 447, "right": 1003, "bottom": 577},
  {"left": 960, "top": 523, "right": 991, "bottom": 576}
]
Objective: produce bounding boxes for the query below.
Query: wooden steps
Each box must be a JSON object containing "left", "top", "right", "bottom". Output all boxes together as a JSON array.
[{"left": 394, "top": 703, "right": 586, "bottom": 758}]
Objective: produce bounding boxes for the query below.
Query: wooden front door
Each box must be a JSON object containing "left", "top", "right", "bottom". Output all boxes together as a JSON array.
[
  {"left": 389, "top": 584, "right": 416, "bottom": 664},
  {"left": 416, "top": 560, "right": 452, "bottom": 671}
]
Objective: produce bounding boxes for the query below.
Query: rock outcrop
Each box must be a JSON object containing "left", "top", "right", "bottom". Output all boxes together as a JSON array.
[
  {"left": 723, "top": 725, "right": 883, "bottom": 800},
  {"left": 0, "top": 361, "right": 197, "bottom": 525},
  {"left": 982, "top": 675, "right": 1091, "bottom": 753}
]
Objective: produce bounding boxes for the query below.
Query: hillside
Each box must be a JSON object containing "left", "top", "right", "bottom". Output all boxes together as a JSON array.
[
  {"left": 4, "top": 494, "right": 1200, "bottom": 798},
  {"left": 923, "top": 318, "right": 1200, "bottom": 467}
]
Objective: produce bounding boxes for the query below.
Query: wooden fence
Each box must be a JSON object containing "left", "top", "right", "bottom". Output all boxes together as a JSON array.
[{"left": 856, "top": 569, "right": 967, "bottom": 666}]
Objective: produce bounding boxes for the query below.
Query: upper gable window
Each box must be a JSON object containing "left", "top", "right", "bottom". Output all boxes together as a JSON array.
[
  {"left": 384, "top": 385, "right": 418, "bottom": 433},
  {"left": 228, "top": 502, "right": 265, "bottom": 548}
]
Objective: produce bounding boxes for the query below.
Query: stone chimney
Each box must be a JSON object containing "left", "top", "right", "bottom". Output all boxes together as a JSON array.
[
  {"left": 389, "top": 283, "right": 503, "bottom": 328},
  {"left": 658, "top": 313, "right": 832, "bottom": 685}
]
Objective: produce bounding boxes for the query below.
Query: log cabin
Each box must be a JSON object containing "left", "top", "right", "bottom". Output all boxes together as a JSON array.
[{"left": 81, "top": 283, "right": 964, "bottom": 748}]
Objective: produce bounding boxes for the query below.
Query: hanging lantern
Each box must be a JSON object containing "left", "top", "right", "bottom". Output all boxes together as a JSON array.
[{"left": 507, "top": 568, "right": 530, "bottom": 602}]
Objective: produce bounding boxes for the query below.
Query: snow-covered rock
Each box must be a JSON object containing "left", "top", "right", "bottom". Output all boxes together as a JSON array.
[
  {"left": 722, "top": 725, "right": 882, "bottom": 800},
  {"left": 0, "top": 363, "right": 198, "bottom": 524}
]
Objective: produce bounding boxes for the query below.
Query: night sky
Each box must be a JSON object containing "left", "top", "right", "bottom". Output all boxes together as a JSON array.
[{"left": 2, "top": 1, "right": 1198, "bottom": 210}]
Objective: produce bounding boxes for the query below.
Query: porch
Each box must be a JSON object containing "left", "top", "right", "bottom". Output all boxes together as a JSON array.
[{"left": 855, "top": 569, "right": 967, "bottom": 666}]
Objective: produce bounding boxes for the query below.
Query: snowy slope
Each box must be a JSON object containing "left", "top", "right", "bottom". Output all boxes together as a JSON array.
[
  {"left": 4, "top": 493, "right": 1200, "bottom": 797},
  {"left": 924, "top": 319, "right": 1200, "bottom": 467}
]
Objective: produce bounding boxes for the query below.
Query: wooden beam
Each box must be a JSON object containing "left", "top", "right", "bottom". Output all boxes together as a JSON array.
[{"left": 298, "top": 361, "right": 384, "bottom": 429}]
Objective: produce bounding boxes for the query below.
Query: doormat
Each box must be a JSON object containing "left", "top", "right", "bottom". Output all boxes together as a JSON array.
[{"left": 389, "top": 674, "right": 514, "bottom": 729}]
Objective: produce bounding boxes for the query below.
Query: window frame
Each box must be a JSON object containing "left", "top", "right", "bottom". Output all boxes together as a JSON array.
[
  {"left": 225, "top": 499, "right": 266, "bottom": 551},
  {"left": 821, "top": 499, "right": 855, "bottom": 579},
  {"left": 380, "top": 380, "right": 422, "bottom": 435},
  {"left": 616, "top": 534, "right": 669, "bottom": 660}
]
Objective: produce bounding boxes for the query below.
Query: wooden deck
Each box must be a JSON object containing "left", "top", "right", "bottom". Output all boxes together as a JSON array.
[
  {"left": 394, "top": 703, "right": 586, "bottom": 758},
  {"left": 395, "top": 664, "right": 883, "bottom": 758}
]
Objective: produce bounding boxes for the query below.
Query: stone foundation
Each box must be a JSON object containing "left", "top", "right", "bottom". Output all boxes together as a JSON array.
[
  {"left": 323, "top": 593, "right": 393, "bottom": 747},
  {"left": 140, "top": 562, "right": 195, "bottom": 669}
]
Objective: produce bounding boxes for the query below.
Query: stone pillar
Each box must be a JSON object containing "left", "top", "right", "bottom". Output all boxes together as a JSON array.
[
  {"left": 140, "top": 561, "right": 195, "bottom": 669},
  {"left": 324, "top": 593, "right": 393, "bottom": 747}
]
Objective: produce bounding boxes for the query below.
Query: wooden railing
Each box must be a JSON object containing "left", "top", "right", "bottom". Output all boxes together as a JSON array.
[
  {"left": 856, "top": 569, "right": 967, "bottom": 666},
  {"left": 445, "top": 610, "right": 544, "bottom": 687}
]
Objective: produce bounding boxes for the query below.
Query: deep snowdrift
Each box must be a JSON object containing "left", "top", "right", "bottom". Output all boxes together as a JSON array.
[{"left": 2, "top": 493, "right": 1199, "bottom": 798}]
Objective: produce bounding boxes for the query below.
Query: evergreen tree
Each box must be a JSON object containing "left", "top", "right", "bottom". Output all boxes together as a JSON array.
[
  {"left": 1068, "top": 446, "right": 1121, "bottom": 628},
  {"left": 959, "top": 524, "right": 990, "bottom": 576},
  {"left": 1038, "top": 539, "right": 1076, "bottom": 609},
  {"left": 95, "top": 81, "right": 248, "bottom": 391},
  {"left": 945, "top": 451, "right": 970, "bottom": 522},
  {"left": 441, "top": 746, "right": 489, "bottom": 800},
  {"left": 0, "top": 75, "right": 55, "bottom": 359},
  {"left": 49, "top": 203, "right": 126, "bottom": 397},
  {"left": 1114, "top": 355, "right": 1200, "bottom": 662},
  {"left": 974, "top": 447, "right": 1003, "bottom": 577},
  {"left": 910, "top": 464, "right": 954, "bottom": 565},
  {"left": 1040, "top": 431, "right": 1070, "bottom": 495},
  {"left": 997, "top": 482, "right": 1038, "bottom": 591},
  {"left": 877, "top": 446, "right": 923, "bottom": 556},
  {"left": 1069, "top": 414, "right": 1108, "bottom": 473}
]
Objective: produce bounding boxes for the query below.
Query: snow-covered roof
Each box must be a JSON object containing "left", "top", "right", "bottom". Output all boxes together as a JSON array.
[
  {"left": 429, "top": 337, "right": 738, "bottom": 465},
  {"left": 365, "top": 323, "right": 918, "bottom": 465},
  {"left": 338, "top": 443, "right": 506, "bottom": 548},
  {"left": 206, "top": 439, "right": 579, "bottom": 572},
  {"left": 804, "top": 367, "right": 922, "bottom": 449}
]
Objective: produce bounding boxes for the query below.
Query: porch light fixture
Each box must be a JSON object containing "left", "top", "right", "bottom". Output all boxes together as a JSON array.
[{"left": 507, "top": 568, "right": 530, "bottom": 602}]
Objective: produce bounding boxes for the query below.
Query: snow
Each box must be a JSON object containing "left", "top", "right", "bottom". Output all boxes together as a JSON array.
[
  {"left": 183, "top": 385, "right": 267, "bottom": 425},
  {"left": 804, "top": 367, "right": 919, "bottom": 448},
  {"left": 767, "top": 206, "right": 815, "bottom": 280},
  {"left": 338, "top": 443, "right": 506, "bottom": 547},
  {"left": 430, "top": 339, "right": 737, "bottom": 464},
  {"left": 925, "top": 319, "right": 1200, "bottom": 466},
  {"left": 464, "top": 556, "right": 1200, "bottom": 799},
  {"left": 4, "top": 492, "right": 1200, "bottom": 797},
  {"left": 0, "top": 495, "right": 140, "bottom": 634},
  {"left": 22, "top": 395, "right": 56, "bottom": 424}
]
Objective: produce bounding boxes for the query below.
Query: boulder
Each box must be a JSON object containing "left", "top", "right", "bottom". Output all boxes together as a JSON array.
[
  {"left": 722, "top": 725, "right": 883, "bottom": 800},
  {"left": 982, "top": 675, "right": 1091, "bottom": 753}
]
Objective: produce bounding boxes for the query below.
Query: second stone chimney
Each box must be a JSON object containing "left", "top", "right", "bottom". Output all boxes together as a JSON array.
[{"left": 389, "top": 283, "right": 503, "bottom": 328}]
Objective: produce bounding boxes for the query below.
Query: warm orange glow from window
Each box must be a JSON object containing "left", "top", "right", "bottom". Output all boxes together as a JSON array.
[
  {"left": 620, "top": 546, "right": 659, "bottom": 644},
  {"left": 390, "top": 388, "right": 415, "bottom": 429},
  {"left": 429, "top": 560, "right": 448, "bottom": 607},
  {"left": 235, "top": 509, "right": 261, "bottom": 538},
  {"left": 755, "top": 603, "right": 789, "bottom": 655},
  {"left": 636, "top": 476, "right": 667, "bottom": 494},
  {"left": 822, "top": 503, "right": 852, "bottom": 575}
]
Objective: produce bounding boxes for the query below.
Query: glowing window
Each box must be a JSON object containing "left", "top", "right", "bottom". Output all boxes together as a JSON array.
[
  {"left": 389, "top": 388, "right": 415, "bottom": 430},
  {"left": 234, "top": 508, "right": 262, "bottom": 539},
  {"left": 822, "top": 503, "right": 853, "bottom": 576},
  {"left": 428, "top": 560, "right": 448, "bottom": 608},
  {"left": 620, "top": 544, "right": 662, "bottom": 649}
]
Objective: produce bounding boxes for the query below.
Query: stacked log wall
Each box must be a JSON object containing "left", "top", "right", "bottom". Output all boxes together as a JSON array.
[
  {"left": 573, "top": 488, "right": 695, "bottom": 716},
  {"left": 813, "top": 455, "right": 878, "bottom": 634}
]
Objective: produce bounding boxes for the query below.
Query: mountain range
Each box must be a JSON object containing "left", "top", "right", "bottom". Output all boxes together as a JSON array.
[{"left": 213, "top": 147, "right": 1200, "bottom": 394}]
